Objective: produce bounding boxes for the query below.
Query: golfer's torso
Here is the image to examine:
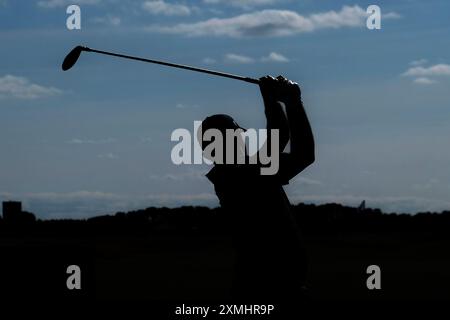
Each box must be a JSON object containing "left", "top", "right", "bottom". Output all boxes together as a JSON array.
[{"left": 206, "top": 165, "right": 299, "bottom": 240}]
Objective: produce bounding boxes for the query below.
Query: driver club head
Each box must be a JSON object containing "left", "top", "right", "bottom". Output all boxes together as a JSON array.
[{"left": 62, "top": 46, "right": 84, "bottom": 71}]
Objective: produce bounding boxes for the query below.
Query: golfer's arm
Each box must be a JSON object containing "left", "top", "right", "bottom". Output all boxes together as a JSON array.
[
  {"left": 283, "top": 97, "right": 315, "bottom": 176},
  {"left": 264, "top": 100, "right": 290, "bottom": 151}
]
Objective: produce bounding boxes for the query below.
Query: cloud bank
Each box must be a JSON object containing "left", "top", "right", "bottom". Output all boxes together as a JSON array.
[{"left": 147, "top": 5, "right": 400, "bottom": 38}]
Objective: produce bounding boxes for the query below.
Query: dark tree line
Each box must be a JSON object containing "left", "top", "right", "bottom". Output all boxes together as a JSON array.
[{"left": 1, "top": 203, "right": 449, "bottom": 237}]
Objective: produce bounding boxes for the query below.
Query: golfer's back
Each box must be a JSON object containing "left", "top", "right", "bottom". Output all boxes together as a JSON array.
[{"left": 207, "top": 164, "right": 307, "bottom": 301}]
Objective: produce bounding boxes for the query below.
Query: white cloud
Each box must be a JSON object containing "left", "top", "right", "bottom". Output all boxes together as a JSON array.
[
  {"left": 261, "top": 52, "right": 289, "bottom": 63},
  {"left": 91, "top": 14, "right": 121, "bottom": 26},
  {"left": 202, "top": 57, "right": 217, "bottom": 65},
  {"left": 413, "top": 77, "right": 437, "bottom": 85},
  {"left": 68, "top": 138, "right": 116, "bottom": 145},
  {"left": 0, "top": 75, "right": 62, "bottom": 99},
  {"left": 97, "top": 153, "right": 118, "bottom": 159},
  {"left": 37, "top": 0, "right": 100, "bottom": 8},
  {"left": 142, "top": 0, "right": 191, "bottom": 16},
  {"left": 175, "top": 103, "right": 199, "bottom": 109},
  {"left": 225, "top": 53, "right": 254, "bottom": 64},
  {"left": 176, "top": 103, "right": 187, "bottom": 109},
  {"left": 402, "top": 62, "right": 450, "bottom": 85},
  {"left": 403, "top": 64, "right": 450, "bottom": 77},
  {"left": 383, "top": 12, "right": 401, "bottom": 19},
  {"left": 409, "top": 59, "right": 428, "bottom": 66},
  {"left": 140, "top": 136, "right": 153, "bottom": 143},
  {"left": 141, "top": 193, "right": 217, "bottom": 207},
  {"left": 203, "top": 0, "right": 279, "bottom": 9},
  {"left": 293, "top": 177, "right": 322, "bottom": 186},
  {"left": 149, "top": 169, "right": 206, "bottom": 181},
  {"left": 205, "top": 52, "right": 289, "bottom": 64},
  {"left": 147, "top": 5, "right": 400, "bottom": 38}
]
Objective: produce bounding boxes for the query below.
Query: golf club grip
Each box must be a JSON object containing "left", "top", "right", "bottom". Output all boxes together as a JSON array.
[{"left": 84, "top": 47, "right": 260, "bottom": 85}]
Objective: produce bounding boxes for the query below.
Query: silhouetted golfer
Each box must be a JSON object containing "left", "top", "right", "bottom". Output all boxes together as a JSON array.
[{"left": 200, "top": 75, "right": 315, "bottom": 301}]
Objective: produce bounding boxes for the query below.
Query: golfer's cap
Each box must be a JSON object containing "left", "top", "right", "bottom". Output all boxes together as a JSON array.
[{"left": 201, "top": 114, "right": 246, "bottom": 132}]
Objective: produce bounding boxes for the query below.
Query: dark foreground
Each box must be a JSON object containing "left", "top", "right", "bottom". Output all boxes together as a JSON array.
[{"left": 1, "top": 204, "right": 449, "bottom": 313}]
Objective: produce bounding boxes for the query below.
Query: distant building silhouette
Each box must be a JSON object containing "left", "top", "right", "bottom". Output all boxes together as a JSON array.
[{"left": 2, "top": 201, "right": 36, "bottom": 223}]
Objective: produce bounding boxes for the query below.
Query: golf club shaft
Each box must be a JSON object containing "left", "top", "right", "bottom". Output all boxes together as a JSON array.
[{"left": 82, "top": 47, "right": 260, "bottom": 85}]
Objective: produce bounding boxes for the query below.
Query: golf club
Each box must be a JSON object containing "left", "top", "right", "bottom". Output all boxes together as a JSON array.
[{"left": 62, "top": 45, "right": 260, "bottom": 85}]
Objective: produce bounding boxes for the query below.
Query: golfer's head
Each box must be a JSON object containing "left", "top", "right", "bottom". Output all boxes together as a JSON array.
[{"left": 198, "top": 114, "right": 246, "bottom": 163}]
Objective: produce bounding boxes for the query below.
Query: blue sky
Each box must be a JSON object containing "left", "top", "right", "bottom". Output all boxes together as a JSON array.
[{"left": 0, "top": 0, "right": 449, "bottom": 218}]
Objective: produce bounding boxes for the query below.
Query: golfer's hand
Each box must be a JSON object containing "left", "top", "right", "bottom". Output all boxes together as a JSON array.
[{"left": 259, "top": 75, "right": 301, "bottom": 104}]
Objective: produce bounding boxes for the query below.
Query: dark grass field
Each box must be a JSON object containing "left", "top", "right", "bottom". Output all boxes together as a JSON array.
[
  {"left": 1, "top": 203, "right": 450, "bottom": 316},
  {"left": 95, "top": 233, "right": 450, "bottom": 301},
  {"left": 1, "top": 229, "right": 449, "bottom": 303}
]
